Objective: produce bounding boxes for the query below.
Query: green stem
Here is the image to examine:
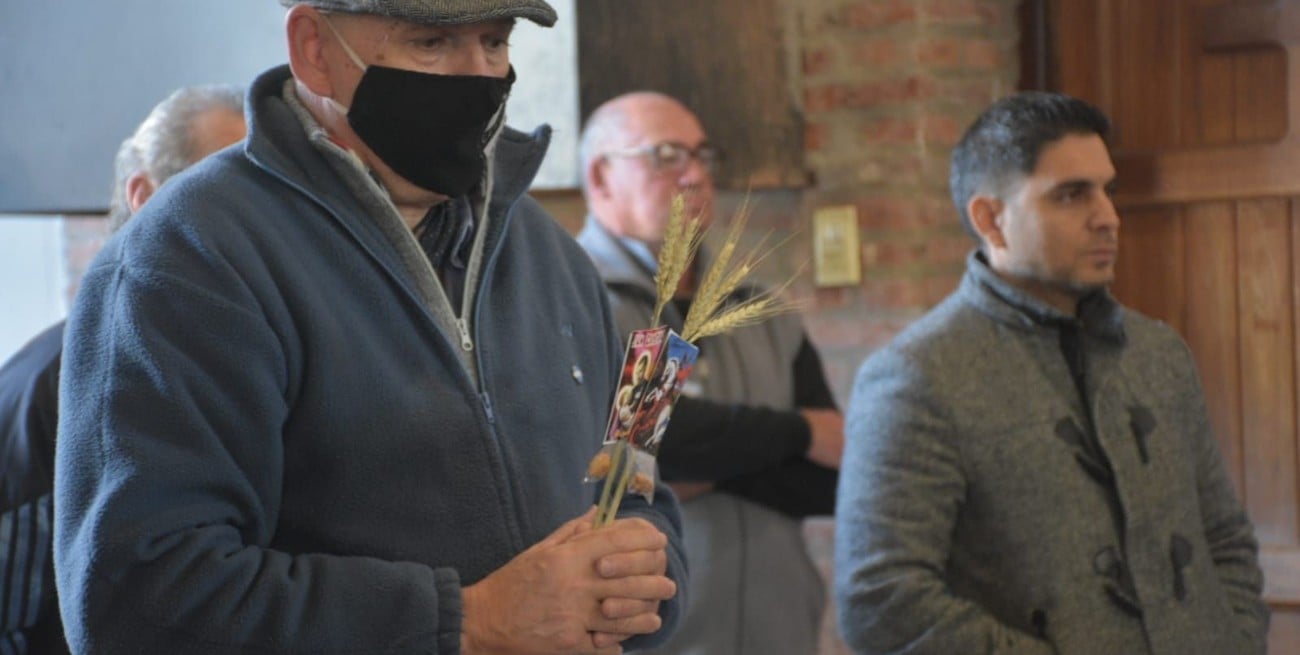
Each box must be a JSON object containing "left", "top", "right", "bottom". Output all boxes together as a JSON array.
[
  {"left": 593, "top": 441, "right": 627, "bottom": 527},
  {"left": 601, "top": 449, "right": 637, "bottom": 527}
]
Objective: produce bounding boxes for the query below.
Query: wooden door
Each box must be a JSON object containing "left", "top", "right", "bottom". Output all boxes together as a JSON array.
[{"left": 1046, "top": 1, "right": 1300, "bottom": 651}]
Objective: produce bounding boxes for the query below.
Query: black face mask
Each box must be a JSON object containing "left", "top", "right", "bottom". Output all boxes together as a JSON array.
[{"left": 343, "top": 65, "right": 514, "bottom": 197}]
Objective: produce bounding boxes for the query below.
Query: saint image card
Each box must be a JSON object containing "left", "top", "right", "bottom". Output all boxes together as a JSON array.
[{"left": 601, "top": 326, "right": 670, "bottom": 444}]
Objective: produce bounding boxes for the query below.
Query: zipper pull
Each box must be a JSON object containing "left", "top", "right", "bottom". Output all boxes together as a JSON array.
[
  {"left": 456, "top": 318, "right": 473, "bottom": 352},
  {"left": 481, "top": 391, "right": 495, "bottom": 423}
]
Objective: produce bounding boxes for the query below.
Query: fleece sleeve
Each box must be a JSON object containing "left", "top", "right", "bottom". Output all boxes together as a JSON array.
[
  {"left": 55, "top": 258, "right": 459, "bottom": 654},
  {"left": 834, "top": 348, "right": 1054, "bottom": 655}
]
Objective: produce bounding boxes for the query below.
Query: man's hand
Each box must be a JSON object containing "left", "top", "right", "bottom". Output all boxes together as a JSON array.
[
  {"left": 460, "top": 507, "right": 676, "bottom": 655},
  {"left": 584, "top": 515, "right": 672, "bottom": 648},
  {"left": 802, "top": 408, "right": 845, "bottom": 469}
]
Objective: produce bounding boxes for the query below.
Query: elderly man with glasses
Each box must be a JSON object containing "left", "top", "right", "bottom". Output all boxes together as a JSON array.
[{"left": 577, "top": 91, "right": 844, "bottom": 655}]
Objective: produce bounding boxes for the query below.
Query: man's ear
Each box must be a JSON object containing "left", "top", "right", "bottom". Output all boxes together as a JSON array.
[
  {"left": 585, "top": 156, "right": 612, "bottom": 201},
  {"left": 286, "top": 5, "right": 334, "bottom": 98},
  {"left": 126, "top": 172, "right": 157, "bottom": 214},
  {"left": 968, "top": 194, "right": 1006, "bottom": 250}
]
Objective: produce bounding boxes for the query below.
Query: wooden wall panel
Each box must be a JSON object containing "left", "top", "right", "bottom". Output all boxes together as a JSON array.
[
  {"left": 1234, "top": 50, "right": 1289, "bottom": 142},
  {"left": 1052, "top": 0, "right": 1104, "bottom": 101},
  {"left": 1112, "top": 0, "right": 1182, "bottom": 149},
  {"left": 1183, "top": 202, "right": 1243, "bottom": 493},
  {"left": 1269, "top": 614, "right": 1300, "bottom": 655},
  {"left": 1111, "top": 206, "right": 1184, "bottom": 332},
  {"left": 1236, "top": 198, "right": 1297, "bottom": 546},
  {"left": 1184, "top": 0, "right": 1237, "bottom": 146}
]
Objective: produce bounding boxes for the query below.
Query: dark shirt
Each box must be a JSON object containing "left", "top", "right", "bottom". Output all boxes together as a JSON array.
[
  {"left": 415, "top": 196, "right": 475, "bottom": 311},
  {"left": 0, "top": 322, "right": 70, "bottom": 655},
  {"left": 654, "top": 297, "right": 839, "bottom": 518}
]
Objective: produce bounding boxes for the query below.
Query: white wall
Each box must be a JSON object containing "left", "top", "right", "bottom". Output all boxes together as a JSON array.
[
  {"left": 0, "top": 0, "right": 581, "bottom": 213},
  {"left": 0, "top": 218, "right": 66, "bottom": 363},
  {"left": 506, "top": 0, "right": 580, "bottom": 188}
]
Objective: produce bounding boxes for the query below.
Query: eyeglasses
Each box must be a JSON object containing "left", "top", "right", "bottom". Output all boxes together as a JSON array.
[{"left": 602, "top": 141, "right": 722, "bottom": 175}]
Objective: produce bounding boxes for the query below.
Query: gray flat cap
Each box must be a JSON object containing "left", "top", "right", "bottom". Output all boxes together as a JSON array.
[{"left": 279, "top": 0, "right": 557, "bottom": 27}]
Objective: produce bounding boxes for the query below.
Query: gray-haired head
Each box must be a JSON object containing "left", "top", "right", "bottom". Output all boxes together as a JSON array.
[
  {"left": 578, "top": 91, "right": 685, "bottom": 200},
  {"left": 950, "top": 91, "right": 1111, "bottom": 240},
  {"left": 578, "top": 96, "right": 635, "bottom": 201},
  {"left": 107, "top": 84, "right": 245, "bottom": 232},
  {"left": 278, "top": 0, "right": 557, "bottom": 26}
]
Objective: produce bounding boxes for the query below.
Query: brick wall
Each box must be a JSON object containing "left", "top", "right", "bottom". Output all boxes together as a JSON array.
[{"left": 794, "top": 0, "right": 1021, "bottom": 404}]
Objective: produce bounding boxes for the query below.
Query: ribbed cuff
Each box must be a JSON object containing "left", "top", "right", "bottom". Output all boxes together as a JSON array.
[{"left": 433, "top": 568, "right": 463, "bottom": 654}]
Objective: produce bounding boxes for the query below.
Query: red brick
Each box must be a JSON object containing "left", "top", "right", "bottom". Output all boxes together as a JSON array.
[
  {"left": 806, "top": 76, "right": 939, "bottom": 113},
  {"left": 935, "top": 78, "right": 1008, "bottom": 107},
  {"left": 858, "top": 275, "right": 930, "bottom": 310},
  {"left": 918, "top": 37, "right": 1004, "bottom": 70},
  {"left": 805, "top": 122, "right": 827, "bottom": 151},
  {"left": 803, "top": 85, "right": 842, "bottom": 113},
  {"left": 856, "top": 153, "right": 925, "bottom": 185},
  {"left": 922, "top": 114, "right": 964, "bottom": 147},
  {"left": 925, "top": 232, "right": 977, "bottom": 266},
  {"left": 803, "top": 47, "right": 836, "bottom": 78},
  {"left": 919, "top": 0, "right": 1004, "bottom": 28},
  {"left": 856, "top": 196, "right": 920, "bottom": 230},
  {"left": 917, "top": 37, "right": 961, "bottom": 68},
  {"left": 861, "top": 116, "right": 919, "bottom": 145},
  {"left": 853, "top": 75, "right": 938, "bottom": 108},
  {"left": 845, "top": 0, "right": 918, "bottom": 30},
  {"left": 863, "top": 238, "right": 929, "bottom": 268},
  {"left": 810, "top": 286, "right": 856, "bottom": 310},
  {"left": 923, "top": 272, "right": 964, "bottom": 305},
  {"left": 961, "top": 40, "right": 1006, "bottom": 70},
  {"left": 850, "top": 38, "right": 911, "bottom": 69}
]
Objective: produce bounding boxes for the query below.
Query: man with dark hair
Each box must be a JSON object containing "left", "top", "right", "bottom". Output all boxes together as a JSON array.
[
  {"left": 0, "top": 84, "right": 245, "bottom": 655},
  {"left": 578, "top": 90, "right": 840, "bottom": 655},
  {"left": 54, "top": 2, "right": 685, "bottom": 654},
  {"left": 835, "top": 91, "right": 1269, "bottom": 654}
]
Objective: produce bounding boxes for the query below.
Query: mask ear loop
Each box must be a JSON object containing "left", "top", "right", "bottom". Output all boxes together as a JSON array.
[
  {"left": 321, "top": 14, "right": 369, "bottom": 71},
  {"left": 319, "top": 14, "right": 368, "bottom": 115}
]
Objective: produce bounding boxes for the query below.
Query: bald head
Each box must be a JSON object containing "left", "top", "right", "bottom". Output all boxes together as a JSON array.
[{"left": 580, "top": 92, "right": 715, "bottom": 250}]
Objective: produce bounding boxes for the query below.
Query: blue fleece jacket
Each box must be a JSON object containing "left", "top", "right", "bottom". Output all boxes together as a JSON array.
[{"left": 55, "top": 65, "right": 685, "bottom": 654}]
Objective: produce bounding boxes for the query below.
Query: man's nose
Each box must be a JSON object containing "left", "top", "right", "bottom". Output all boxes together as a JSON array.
[
  {"left": 677, "top": 154, "right": 713, "bottom": 188},
  {"left": 1094, "top": 192, "right": 1120, "bottom": 231}
]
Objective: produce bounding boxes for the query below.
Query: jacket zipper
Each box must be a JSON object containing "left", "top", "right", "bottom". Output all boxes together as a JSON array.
[{"left": 456, "top": 317, "right": 473, "bottom": 352}]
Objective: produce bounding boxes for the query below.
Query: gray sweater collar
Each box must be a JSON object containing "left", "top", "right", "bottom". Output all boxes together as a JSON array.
[{"left": 961, "top": 250, "right": 1126, "bottom": 344}]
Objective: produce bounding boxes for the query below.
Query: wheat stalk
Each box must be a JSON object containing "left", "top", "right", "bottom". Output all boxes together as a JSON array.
[
  {"left": 593, "top": 194, "right": 802, "bottom": 527},
  {"left": 680, "top": 196, "right": 801, "bottom": 344},
  {"left": 686, "top": 294, "right": 790, "bottom": 342},
  {"left": 651, "top": 195, "right": 705, "bottom": 326},
  {"left": 680, "top": 200, "right": 748, "bottom": 341}
]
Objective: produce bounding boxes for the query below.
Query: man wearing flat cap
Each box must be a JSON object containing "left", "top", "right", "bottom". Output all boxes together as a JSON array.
[{"left": 54, "top": 2, "right": 686, "bottom": 654}]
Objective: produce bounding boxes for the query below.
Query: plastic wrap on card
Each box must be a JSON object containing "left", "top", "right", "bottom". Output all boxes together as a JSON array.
[{"left": 586, "top": 327, "right": 699, "bottom": 503}]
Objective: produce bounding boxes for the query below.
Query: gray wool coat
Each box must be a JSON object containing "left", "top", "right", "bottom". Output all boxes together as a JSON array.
[{"left": 835, "top": 251, "right": 1268, "bottom": 655}]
